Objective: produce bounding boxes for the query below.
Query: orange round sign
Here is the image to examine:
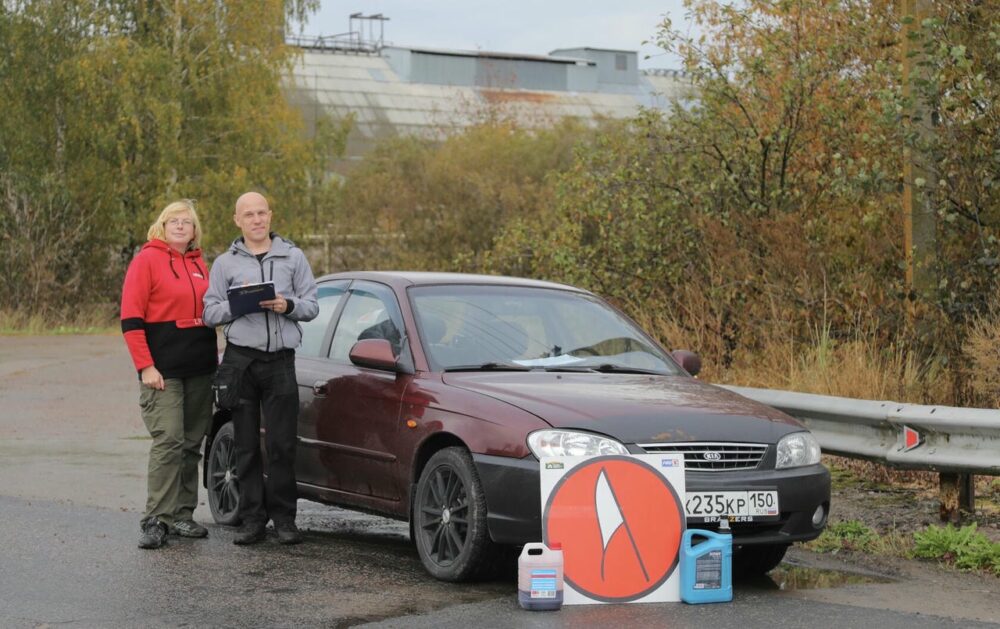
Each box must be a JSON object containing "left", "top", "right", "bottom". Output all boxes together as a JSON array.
[{"left": 543, "top": 456, "right": 684, "bottom": 602}]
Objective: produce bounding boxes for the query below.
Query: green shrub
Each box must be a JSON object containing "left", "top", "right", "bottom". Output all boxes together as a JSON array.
[
  {"left": 914, "top": 524, "right": 1000, "bottom": 576},
  {"left": 807, "top": 520, "right": 878, "bottom": 553}
]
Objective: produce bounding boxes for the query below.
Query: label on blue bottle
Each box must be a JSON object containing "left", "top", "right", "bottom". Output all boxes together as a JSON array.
[
  {"left": 530, "top": 569, "right": 558, "bottom": 598},
  {"left": 694, "top": 549, "right": 722, "bottom": 589}
]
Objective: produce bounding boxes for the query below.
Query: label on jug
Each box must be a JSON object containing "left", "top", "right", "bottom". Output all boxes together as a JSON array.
[
  {"left": 530, "top": 569, "right": 558, "bottom": 598},
  {"left": 694, "top": 549, "right": 722, "bottom": 590}
]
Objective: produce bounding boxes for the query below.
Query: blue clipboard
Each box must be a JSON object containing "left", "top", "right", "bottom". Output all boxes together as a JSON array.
[{"left": 227, "top": 281, "right": 276, "bottom": 317}]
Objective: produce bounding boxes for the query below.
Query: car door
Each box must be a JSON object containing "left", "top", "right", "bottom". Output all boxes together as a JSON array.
[
  {"left": 312, "top": 281, "right": 411, "bottom": 501},
  {"left": 295, "top": 279, "right": 350, "bottom": 488}
]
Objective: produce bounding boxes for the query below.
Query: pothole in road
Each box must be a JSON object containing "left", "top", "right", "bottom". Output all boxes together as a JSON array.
[{"left": 741, "top": 563, "right": 893, "bottom": 591}]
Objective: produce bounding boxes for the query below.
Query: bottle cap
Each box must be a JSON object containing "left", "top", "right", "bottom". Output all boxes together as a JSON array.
[{"left": 548, "top": 541, "right": 562, "bottom": 550}]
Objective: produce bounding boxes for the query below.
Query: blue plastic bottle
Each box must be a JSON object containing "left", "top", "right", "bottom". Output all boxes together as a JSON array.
[{"left": 680, "top": 519, "right": 733, "bottom": 604}]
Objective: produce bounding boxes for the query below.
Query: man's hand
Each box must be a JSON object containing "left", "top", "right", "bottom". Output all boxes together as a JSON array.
[
  {"left": 260, "top": 293, "right": 288, "bottom": 315},
  {"left": 141, "top": 365, "right": 165, "bottom": 390}
]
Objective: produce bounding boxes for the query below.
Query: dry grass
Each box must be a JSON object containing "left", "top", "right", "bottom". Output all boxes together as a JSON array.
[
  {"left": 641, "top": 302, "right": 953, "bottom": 405},
  {"left": 723, "top": 324, "right": 951, "bottom": 404},
  {"left": 0, "top": 305, "right": 118, "bottom": 335},
  {"left": 963, "top": 301, "right": 1000, "bottom": 409}
]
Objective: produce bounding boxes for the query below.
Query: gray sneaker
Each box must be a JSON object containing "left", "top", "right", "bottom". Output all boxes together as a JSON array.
[
  {"left": 138, "top": 518, "right": 167, "bottom": 549},
  {"left": 170, "top": 520, "right": 208, "bottom": 538}
]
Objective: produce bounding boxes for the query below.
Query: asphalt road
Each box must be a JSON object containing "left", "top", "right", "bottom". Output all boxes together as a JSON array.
[{"left": 1, "top": 335, "right": 998, "bottom": 628}]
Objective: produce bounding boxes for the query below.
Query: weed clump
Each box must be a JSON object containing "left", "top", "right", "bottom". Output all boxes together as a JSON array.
[{"left": 913, "top": 524, "right": 1000, "bottom": 576}]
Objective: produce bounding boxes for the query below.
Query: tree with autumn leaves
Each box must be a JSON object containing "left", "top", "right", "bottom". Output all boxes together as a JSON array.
[
  {"left": 0, "top": 0, "right": 345, "bottom": 315},
  {"left": 479, "top": 0, "right": 1000, "bottom": 402}
]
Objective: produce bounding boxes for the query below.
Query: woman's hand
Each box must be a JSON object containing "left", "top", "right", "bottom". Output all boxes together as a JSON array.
[{"left": 141, "top": 365, "right": 165, "bottom": 390}]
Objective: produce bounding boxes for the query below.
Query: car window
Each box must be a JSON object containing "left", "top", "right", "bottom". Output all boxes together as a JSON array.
[
  {"left": 297, "top": 280, "right": 350, "bottom": 358},
  {"left": 328, "top": 283, "right": 405, "bottom": 362},
  {"left": 409, "top": 285, "right": 681, "bottom": 374}
]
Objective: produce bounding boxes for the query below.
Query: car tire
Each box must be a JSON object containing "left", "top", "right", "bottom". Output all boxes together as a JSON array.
[
  {"left": 207, "top": 421, "right": 242, "bottom": 526},
  {"left": 734, "top": 543, "right": 788, "bottom": 577},
  {"left": 412, "top": 447, "right": 499, "bottom": 582}
]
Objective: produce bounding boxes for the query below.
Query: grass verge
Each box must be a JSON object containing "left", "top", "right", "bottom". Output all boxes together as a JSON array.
[
  {"left": 805, "top": 520, "right": 913, "bottom": 556},
  {"left": 0, "top": 305, "right": 117, "bottom": 335}
]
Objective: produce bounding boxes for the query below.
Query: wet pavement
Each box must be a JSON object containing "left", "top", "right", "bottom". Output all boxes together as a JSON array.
[
  {"left": 2, "top": 335, "right": 1000, "bottom": 627},
  {"left": 3, "top": 495, "right": 997, "bottom": 629}
]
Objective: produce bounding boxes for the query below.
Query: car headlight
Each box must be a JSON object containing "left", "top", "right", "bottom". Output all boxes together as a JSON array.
[
  {"left": 527, "top": 429, "right": 629, "bottom": 458},
  {"left": 775, "top": 432, "right": 822, "bottom": 469}
]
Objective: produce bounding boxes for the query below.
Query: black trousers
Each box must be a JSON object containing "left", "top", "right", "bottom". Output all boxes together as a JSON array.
[{"left": 230, "top": 347, "right": 299, "bottom": 525}]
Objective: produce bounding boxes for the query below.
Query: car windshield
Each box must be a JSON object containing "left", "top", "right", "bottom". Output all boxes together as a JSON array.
[{"left": 409, "top": 284, "right": 683, "bottom": 375}]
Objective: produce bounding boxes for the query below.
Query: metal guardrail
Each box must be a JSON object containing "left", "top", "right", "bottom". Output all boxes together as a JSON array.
[
  {"left": 722, "top": 385, "right": 1000, "bottom": 476},
  {"left": 721, "top": 385, "right": 1000, "bottom": 520}
]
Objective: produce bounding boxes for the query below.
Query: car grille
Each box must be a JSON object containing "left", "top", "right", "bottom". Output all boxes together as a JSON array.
[{"left": 637, "top": 442, "right": 768, "bottom": 471}]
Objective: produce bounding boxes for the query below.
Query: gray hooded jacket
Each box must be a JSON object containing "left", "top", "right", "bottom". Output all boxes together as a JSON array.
[{"left": 203, "top": 234, "right": 319, "bottom": 352}]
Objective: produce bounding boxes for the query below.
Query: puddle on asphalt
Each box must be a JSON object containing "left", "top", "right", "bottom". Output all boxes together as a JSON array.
[{"left": 741, "top": 563, "right": 893, "bottom": 591}]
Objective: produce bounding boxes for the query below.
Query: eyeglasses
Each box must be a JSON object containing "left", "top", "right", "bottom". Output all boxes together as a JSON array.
[{"left": 165, "top": 218, "right": 194, "bottom": 227}]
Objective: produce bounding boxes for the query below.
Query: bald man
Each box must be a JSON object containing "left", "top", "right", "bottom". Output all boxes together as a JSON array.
[{"left": 203, "top": 191, "right": 318, "bottom": 545}]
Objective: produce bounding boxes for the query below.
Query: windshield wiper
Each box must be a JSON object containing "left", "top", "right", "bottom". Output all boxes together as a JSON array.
[
  {"left": 443, "top": 362, "right": 531, "bottom": 372},
  {"left": 592, "top": 364, "right": 666, "bottom": 375}
]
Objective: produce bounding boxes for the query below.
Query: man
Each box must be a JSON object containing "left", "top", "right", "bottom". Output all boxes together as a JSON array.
[{"left": 203, "top": 192, "right": 318, "bottom": 545}]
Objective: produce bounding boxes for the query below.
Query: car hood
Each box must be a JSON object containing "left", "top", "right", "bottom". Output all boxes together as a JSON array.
[{"left": 441, "top": 372, "right": 803, "bottom": 444}]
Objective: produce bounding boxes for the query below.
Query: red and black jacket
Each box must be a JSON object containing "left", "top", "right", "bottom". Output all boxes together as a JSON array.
[{"left": 120, "top": 239, "right": 217, "bottom": 379}]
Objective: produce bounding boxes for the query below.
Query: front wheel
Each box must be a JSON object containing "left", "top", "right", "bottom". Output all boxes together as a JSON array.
[
  {"left": 734, "top": 543, "right": 789, "bottom": 577},
  {"left": 412, "top": 447, "right": 499, "bottom": 581},
  {"left": 207, "top": 421, "right": 242, "bottom": 526}
]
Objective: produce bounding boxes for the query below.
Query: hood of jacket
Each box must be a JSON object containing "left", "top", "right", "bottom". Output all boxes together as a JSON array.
[
  {"left": 142, "top": 238, "right": 204, "bottom": 260},
  {"left": 202, "top": 233, "right": 319, "bottom": 353}
]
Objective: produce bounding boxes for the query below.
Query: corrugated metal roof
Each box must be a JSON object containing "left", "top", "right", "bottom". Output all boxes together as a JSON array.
[{"left": 286, "top": 47, "right": 691, "bottom": 169}]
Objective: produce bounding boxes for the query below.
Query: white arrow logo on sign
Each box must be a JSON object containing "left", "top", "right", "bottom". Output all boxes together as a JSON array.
[{"left": 594, "top": 468, "right": 649, "bottom": 582}]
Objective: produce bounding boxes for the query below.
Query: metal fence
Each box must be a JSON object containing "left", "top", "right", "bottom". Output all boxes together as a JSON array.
[{"left": 721, "top": 385, "right": 1000, "bottom": 520}]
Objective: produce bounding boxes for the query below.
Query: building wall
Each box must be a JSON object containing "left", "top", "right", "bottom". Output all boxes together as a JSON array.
[{"left": 285, "top": 46, "right": 690, "bottom": 172}]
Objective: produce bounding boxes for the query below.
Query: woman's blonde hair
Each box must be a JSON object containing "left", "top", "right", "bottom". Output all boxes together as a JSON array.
[{"left": 146, "top": 199, "right": 203, "bottom": 250}]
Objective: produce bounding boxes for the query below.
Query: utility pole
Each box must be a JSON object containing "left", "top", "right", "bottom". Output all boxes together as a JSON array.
[{"left": 903, "top": 1, "right": 972, "bottom": 522}]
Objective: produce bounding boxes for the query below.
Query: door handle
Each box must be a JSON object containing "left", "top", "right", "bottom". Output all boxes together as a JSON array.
[{"left": 312, "top": 380, "right": 329, "bottom": 397}]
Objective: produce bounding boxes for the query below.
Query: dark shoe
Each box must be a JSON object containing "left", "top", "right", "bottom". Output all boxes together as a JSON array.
[
  {"left": 233, "top": 522, "right": 267, "bottom": 546},
  {"left": 274, "top": 520, "right": 302, "bottom": 545},
  {"left": 170, "top": 520, "right": 208, "bottom": 538},
  {"left": 138, "top": 518, "right": 167, "bottom": 549}
]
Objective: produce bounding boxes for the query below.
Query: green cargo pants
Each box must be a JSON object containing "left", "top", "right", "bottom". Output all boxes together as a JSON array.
[{"left": 138, "top": 373, "right": 213, "bottom": 527}]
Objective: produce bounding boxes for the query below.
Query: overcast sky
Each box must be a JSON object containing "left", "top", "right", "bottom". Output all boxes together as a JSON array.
[{"left": 301, "top": 1, "right": 694, "bottom": 69}]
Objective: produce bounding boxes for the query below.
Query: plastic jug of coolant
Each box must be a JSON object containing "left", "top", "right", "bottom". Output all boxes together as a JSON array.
[
  {"left": 680, "top": 519, "right": 733, "bottom": 604},
  {"left": 517, "top": 542, "right": 564, "bottom": 610}
]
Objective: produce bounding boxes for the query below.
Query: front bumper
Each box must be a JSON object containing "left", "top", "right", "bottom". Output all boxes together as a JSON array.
[{"left": 473, "top": 454, "right": 830, "bottom": 546}]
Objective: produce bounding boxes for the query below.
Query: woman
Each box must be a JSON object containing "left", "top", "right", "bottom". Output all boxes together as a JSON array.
[{"left": 120, "top": 200, "right": 218, "bottom": 549}]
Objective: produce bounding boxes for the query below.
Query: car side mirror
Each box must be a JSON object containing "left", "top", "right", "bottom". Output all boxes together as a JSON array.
[
  {"left": 349, "top": 339, "right": 401, "bottom": 372},
  {"left": 671, "top": 349, "right": 702, "bottom": 377}
]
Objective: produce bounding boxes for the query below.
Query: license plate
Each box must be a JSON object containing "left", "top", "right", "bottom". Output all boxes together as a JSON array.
[{"left": 685, "top": 490, "right": 780, "bottom": 522}]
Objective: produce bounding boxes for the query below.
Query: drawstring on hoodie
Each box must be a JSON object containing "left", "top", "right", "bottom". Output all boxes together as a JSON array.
[
  {"left": 193, "top": 259, "right": 206, "bottom": 277},
  {"left": 168, "top": 255, "right": 179, "bottom": 279}
]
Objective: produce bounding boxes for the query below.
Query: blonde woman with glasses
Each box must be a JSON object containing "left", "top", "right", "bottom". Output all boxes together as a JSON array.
[{"left": 120, "top": 200, "right": 217, "bottom": 549}]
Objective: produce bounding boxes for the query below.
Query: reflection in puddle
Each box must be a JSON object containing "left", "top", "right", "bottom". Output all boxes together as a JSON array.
[{"left": 740, "top": 563, "right": 893, "bottom": 591}]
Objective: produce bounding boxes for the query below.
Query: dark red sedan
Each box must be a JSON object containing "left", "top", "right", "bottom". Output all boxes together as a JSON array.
[{"left": 204, "top": 272, "right": 829, "bottom": 581}]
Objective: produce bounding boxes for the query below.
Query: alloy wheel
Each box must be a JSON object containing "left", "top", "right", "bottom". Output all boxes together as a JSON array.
[
  {"left": 418, "top": 464, "right": 470, "bottom": 566},
  {"left": 208, "top": 423, "right": 241, "bottom": 524}
]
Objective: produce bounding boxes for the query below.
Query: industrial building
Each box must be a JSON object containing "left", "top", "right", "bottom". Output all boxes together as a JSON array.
[{"left": 286, "top": 15, "right": 689, "bottom": 171}]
